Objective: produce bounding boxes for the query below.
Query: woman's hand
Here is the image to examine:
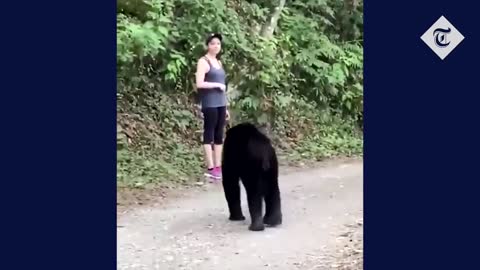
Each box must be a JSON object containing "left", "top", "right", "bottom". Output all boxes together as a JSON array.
[
  {"left": 226, "top": 109, "right": 230, "bottom": 120},
  {"left": 217, "top": 83, "right": 226, "bottom": 91}
]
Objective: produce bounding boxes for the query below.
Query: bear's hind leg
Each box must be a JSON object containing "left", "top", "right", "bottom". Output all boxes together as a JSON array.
[
  {"left": 263, "top": 185, "right": 282, "bottom": 227},
  {"left": 222, "top": 168, "right": 245, "bottom": 221},
  {"left": 244, "top": 176, "right": 265, "bottom": 231},
  {"left": 263, "top": 169, "right": 282, "bottom": 227}
]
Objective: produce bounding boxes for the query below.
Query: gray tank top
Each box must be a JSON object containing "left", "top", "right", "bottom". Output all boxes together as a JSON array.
[{"left": 198, "top": 57, "right": 227, "bottom": 108}]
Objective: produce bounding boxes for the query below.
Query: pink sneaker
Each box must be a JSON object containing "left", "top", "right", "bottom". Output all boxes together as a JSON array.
[
  {"left": 214, "top": 167, "right": 222, "bottom": 180},
  {"left": 205, "top": 167, "right": 221, "bottom": 180}
]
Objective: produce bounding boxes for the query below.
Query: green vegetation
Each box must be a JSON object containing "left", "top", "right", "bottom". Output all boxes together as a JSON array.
[{"left": 117, "top": 0, "right": 364, "bottom": 188}]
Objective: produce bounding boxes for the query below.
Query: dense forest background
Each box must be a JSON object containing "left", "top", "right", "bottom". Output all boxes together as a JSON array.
[{"left": 116, "top": 0, "right": 364, "bottom": 188}]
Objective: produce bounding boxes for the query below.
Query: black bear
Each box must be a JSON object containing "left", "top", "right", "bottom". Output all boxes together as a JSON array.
[{"left": 221, "top": 122, "right": 282, "bottom": 231}]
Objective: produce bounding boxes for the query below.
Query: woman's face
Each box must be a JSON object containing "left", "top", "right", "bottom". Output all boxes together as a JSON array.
[{"left": 207, "top": 38, "right": 221, "bottom": 55}]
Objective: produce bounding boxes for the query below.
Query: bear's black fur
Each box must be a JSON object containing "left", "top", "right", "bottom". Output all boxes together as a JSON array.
[{"left": 221, "top": 122, "right": 282, "bottom": 231}]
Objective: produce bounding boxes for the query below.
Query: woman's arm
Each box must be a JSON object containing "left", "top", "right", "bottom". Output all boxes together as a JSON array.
[{"left": 195, "top": 58, "right": 224, "bottom": 90}]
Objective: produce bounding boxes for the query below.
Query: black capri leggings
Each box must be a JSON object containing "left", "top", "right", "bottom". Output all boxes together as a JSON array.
[{"left": 202, "top": 106, "right": 227, "bottom": 145}]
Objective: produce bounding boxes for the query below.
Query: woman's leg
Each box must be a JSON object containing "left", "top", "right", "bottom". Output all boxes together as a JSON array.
[
  {"left": 213, "top": 106, "right": 227, "bottom": 168},
  {"left": 202, "top": 107, "right": 217, "bottom": 173}
]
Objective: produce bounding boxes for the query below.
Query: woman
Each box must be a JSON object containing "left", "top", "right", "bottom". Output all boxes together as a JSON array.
[{"left": 195, "top": 33, "right": 230, "bottom": 180}]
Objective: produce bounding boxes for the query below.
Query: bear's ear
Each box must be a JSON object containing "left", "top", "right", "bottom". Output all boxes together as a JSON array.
[
  {"left": 225, "top": 124, "right": 233, "bottom": 134},
  {"left": 257, "top": 124, "right": 268, "bottom": 135}
]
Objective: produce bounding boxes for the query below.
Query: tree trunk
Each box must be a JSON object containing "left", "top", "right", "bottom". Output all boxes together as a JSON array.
[
  {"left": 352, "top": 0, "right": 360, "bottom": 9},
  {"left": 260, "top": 0, "right": 286, "bottom": 38},
  {"left": 258, "top": 0, "right": 285, "bottom": 138}
]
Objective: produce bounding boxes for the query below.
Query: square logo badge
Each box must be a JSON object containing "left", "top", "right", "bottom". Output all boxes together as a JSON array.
[{"left": 421, "top": 16, "right": 464, "bottom": 60}]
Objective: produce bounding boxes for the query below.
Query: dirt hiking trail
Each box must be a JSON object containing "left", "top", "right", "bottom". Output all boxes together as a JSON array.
[{"left": 117, "top": 159, "right": 363, "bottom": 270}]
